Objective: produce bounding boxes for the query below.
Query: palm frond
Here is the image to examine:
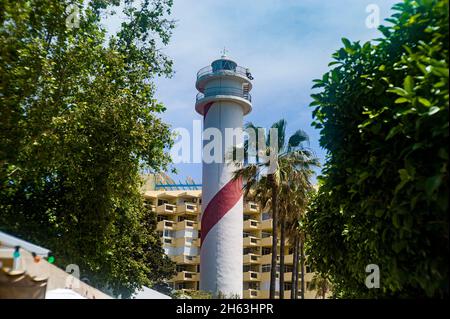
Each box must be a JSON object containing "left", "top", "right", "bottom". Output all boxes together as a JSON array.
[
  {"left": 288, "top": 129, "right": 310, "bottom": 149},
  {"left": 268, "top": 119, "right": 287, "bottom": 152}
]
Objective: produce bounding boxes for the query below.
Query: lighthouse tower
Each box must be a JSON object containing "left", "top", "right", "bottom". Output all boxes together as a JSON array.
[{"left": 195, "top": 53, "right": 253, "bottom": 297}]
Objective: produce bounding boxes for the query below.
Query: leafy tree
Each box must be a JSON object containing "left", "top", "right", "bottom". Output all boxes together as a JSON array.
[
  {"left": 306, "top": 0, "right": 448, "bottom": 297},
  {"left": 0, "top": 0, "right": 176, "bottom": 297}
]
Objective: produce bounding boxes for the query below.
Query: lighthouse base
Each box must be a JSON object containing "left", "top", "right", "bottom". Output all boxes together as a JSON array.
[{"left": 200, "top": 197, "right": 243, "bottom": 298}]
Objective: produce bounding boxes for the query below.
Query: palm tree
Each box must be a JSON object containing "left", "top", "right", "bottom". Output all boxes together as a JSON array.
[
  {"left": 230, "top": 119, "right": 318, "bottom": 299},
  {"left": 281, "top": 170, "right": 317, "bottom": 299},
  {"left": 299, "top": 228, "right": 306, "bottom": 298},
  {"left": 278, "top": 165, "right": 301, "bottom": 299},
  {"left": 278, "top": 183, "right": 289, "bottom": 299}
]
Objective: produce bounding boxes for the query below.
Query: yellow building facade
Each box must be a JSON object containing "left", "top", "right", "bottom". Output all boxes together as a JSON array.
[{"left": 143, "top": 187, "right": 318, "bottom": 299}]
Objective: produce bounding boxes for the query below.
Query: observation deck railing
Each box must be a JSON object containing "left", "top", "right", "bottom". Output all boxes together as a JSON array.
[{"left": 196, "top": 87, "right": 251, "bottom": 102}]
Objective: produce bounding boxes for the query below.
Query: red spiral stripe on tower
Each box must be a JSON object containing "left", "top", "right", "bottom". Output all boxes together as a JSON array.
[
  {"left": 200, "top": 177, "right": 243, "bottom": 244},
  {"left": 203, "top": 102, "right": 213, "bottom": 118}
]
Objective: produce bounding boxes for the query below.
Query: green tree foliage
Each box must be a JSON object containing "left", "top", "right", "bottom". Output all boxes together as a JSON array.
[
  {"left": 0, "top": 0, "right": 176, "bottom": 297},
  {"left": 306, "top": 0, "right": 448, "bottom": 298},
  {"left": 172, "top": 290, "right": 212, "bottom": 299}
]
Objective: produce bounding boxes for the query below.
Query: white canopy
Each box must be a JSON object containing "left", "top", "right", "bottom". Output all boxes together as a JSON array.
[
  {"left": 132, "top": 286, "right": 172, "bottom": 299},
  {"left": 0, "top": 231, "right": 50, "bottom": 256}
]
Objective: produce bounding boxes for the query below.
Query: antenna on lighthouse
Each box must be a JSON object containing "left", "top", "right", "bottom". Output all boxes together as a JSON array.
[{"left": 221, "top": 47, "right": 228, "bottom": 58}]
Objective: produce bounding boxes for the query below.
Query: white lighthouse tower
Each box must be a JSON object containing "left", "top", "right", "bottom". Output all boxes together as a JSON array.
[{"left": 195, "top": 52, "right": 253, "bottom": 297}]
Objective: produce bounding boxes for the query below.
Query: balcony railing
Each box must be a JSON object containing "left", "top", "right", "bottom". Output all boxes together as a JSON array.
[
  {"left": 243, "top": 219, "right": 259, "bottom": 230},
  {"left": 197, "top": 64, "right": 251, "bottom": 80},
  {"left": 243, "top": 236, "right": 260, "bottom": 247},
  {"left": 175, "top": 237, "right": 198, "bottom": 247},
  {"left": 243, "top": 254, "right": 261, "bottom": 264},
  {"left": 260, "top": 254, "right": 272, "bottom": 265},
  {"left": 156, "top": 203, "right": 177, "bottom": 213},
  {"left": 192, "top": 238, "right": 200, "bottom": 247},
  {"left": 196, "top": 87, "right": 251, "bottom": 103},
  {"left": 174, "top": 271, "right": 199, "bottom": 282},
  {"left": 177, "top": 203, "right": 198, "bottom": 214},
  {"left": 175, "top": 220, "right": 197, "bottom": 231},
  {"left": 157, "top": 220, "right": 174, "bottom": 231},
  {"left": 243, "top": 271, "right": 260, "bottom": 281},
  {"left": 244, "top": 202, "right": 259, "bottom": 213},
  {"left": 260, "top": 236, "right": 273, "bottom": 246},
  {"left": 259, "top": 219, "right": 273, "bottom": 230},
  {"left": 243, "top": 289, "right": 260, "bottom": 298}
]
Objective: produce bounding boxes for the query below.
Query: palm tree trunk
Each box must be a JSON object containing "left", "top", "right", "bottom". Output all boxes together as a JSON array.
[
  {"left": 299, "top": 234, "right": 305, "bottom": 299},
  {"left": 279, "top": 216, "right": 286, "bottom": 299},
  {"left": 291, "top": 234, "right": 299, "bottom": 299},
  {"left": 269, "top": 174, "right": 278, "bottom": 299}
]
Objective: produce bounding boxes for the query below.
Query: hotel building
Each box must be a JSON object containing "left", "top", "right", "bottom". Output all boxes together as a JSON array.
[{"left": 143, "top": 182, "right": 317, "bottom": 299}]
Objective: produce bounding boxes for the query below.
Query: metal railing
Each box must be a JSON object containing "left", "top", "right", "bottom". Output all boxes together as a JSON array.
[
  {"left": 197, "top": 65, "right": 252, "bottom": 80},
  {"left": 196, "top": 86, "right": 251, "bottom": 102}
]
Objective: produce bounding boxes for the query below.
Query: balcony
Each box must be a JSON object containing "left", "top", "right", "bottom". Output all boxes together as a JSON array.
[
  {"left": 157, "top": 220, "right": 175, "bottom": 231},
  {"left": 260, "top": 236, "right": 273, "bottom": 247},
  {"left": 144, "top": 202, "right": 156, "bottom": 212},
  {"left": 243, "top": 289, "right": 260, "bottom": 299},
  {"left": 192, "top": 238, "right": 200, "bottom": 247},
  {"left": 284, "top": 272, "right": 293, "bottom": 282},
  {"left": 260, "top": 254, "right": 273, "bottom": 265},
  {"left": 173, "top": 255, "right": 199, "bottom": 264},
  {"left": 243, "top": 236, "right": 260, "bottom": 247},
  {"left": 284, "top": 290, "right": 317, "bottom": 299},
  {"left": 175, "top": 220, "right": 197, "bottom": 231},
  {"left": 243, "top": 271, "right": 260, "bottom": 282},
  {"left": 174, "top": 237, "right": 199, "bottom": 247},
  {"left": 174, "top": 286, "right": 197, "bottom": 293},
  {"left": 244, "top": 202, "right": 259, "bottom": 213},
  {"left": 259, "top": 219, "right": 273, "bottom": 230},
  {"left": 260, "top": 271, "right": 271, "bottom": 282},
  {"left": 177, "top": 203, "right": 198, "bottom": 214},
  {"left": 156, "top": 203, "right": 177, "bottom": 214},
  {"left": 258, "top": 290, "right": 290, "bottom": 299},
  {"left": 259, "top": 290, "right": 270, "bottom": 299},
  {"left": 162, "top": 237, "right": 174, "bottom": 246},
  {"left": 174, "top": 271, "right": 199, "bottom": 282},
  {"left": 243, "top": 219, "right": 259, "bottom": 231},
  {"left": 243, "top": 254, "right": 260, "bottom": 264},
  {"left": 283, "top": 291, "right": 294, "bottom": 299},
  {"left": 285, "top": 254, "right": 294, "bottom": 264}
]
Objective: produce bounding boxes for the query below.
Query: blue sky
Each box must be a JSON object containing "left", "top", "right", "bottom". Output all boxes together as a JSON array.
[{"left": 147, "top": 0, "right": 399, "bottom": 183}]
